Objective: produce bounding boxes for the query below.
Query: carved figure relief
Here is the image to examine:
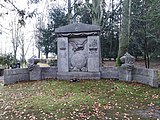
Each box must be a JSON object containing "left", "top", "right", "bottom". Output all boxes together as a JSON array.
[
  {"left": 69, "top": 39, "right": 88, "bottom": 72},
  {"left": 70, "top": 40, "right": 87, "bottom": 52}
]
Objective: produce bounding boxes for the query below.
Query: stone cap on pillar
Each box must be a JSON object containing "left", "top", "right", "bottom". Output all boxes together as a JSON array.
[{"left": 55, "top": 23, "right": 100, "bottom": 37}]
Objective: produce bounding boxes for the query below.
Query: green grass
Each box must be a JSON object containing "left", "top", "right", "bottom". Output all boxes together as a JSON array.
[{"left": 0, "top": 79, "right": 159, "bottom": 120}]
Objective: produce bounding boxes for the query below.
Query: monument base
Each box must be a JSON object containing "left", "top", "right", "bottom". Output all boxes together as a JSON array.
[{"left": 57, "top": 72, "right": 101, "bottom": 80}]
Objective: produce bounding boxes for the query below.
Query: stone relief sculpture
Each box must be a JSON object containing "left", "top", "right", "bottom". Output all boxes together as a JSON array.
[
  {"left": 69, "top": 39, "right": 88, "bottom": 72},
  {"left": 89, "top": 39, "right": 97, "bottom": 48},
  {"left": 70, "top": 40, "right": 87, "bottom": 52},
  {"left": 89, "top": 39, "right": 98, "bottom": 57}
]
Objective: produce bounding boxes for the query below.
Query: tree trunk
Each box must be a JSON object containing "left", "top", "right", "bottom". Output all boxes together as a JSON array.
[
  {"left": 144, "top": 28, "right": 150, "bottom": 68},
  {"left": 143, "top": 0, "right": 150, "bottom": 69},
  {"left": 92, "top": 0, "right": 103, "bottom": 25},
  {"left": 13, "top": 49, "right": 17, "bottom": 64},
  {"left": 117, "top": 0, "right": 132, "bottom": 66},
  {"left": 128, "top": 0, "right": 131, "bottom": 46},
  {"left": 46, "top": 52, "right": 48, "bottom": 59},
  {"left": 68, "top": 0, "right": 72, "bottom": 24},
  {"left": 38, "top": 48, "right": 40, "bottom": 58}
]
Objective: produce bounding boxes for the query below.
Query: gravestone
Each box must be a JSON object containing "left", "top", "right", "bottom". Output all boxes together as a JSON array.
[{"left": 55, "top": 23, "right": 101, "bottom": 80}]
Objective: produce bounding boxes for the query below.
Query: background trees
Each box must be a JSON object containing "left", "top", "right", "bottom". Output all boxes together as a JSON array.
[
  {"left": 116, "top": 0, "right": 160, "bottom": 68},
  {"left": 1, "top": 0, "right": 160, "bottom": 68},
  {"left": 36, "top": 23, "right": 55, "bottom": 59},
  {"left": 36, "top": 0, "right": 160, "bottom": 68},
  {"left": 0, "top": 53, "right": 13, "bottom": 68},
  {"left": 36, "top": 7, "right": 68, "bottom": 58},
  {"left": 128, "top": 0, "right": 160, "bottom": 68}
]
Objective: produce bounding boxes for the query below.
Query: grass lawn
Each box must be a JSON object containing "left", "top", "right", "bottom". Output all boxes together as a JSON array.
[{"left": 0, "top": 79, "right": 159, "bottom": 120}]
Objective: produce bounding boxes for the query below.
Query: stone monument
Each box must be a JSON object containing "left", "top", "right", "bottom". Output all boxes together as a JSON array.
[
  {"left": 119, "top": 52, "right": 135, "bottom": 82},
  {"left": 55, "top": 23, "right": 101, "bottom": 80}
]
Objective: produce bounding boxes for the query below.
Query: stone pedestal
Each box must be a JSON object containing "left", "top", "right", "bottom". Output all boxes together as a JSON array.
[
  {"left": 29, "top": 65, "right": 41, "bottom": 80},
  {"left": 119, "top": 65, "right": 133, "bottom": 82},
  {"left": 119, "top": 52, "right": 135, "bottom": 82}
]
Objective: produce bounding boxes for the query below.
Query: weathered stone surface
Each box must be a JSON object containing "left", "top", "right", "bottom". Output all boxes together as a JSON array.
[
  {"left": 3, "top": 66, "right": 160, "bottom": 87},
  {"left": 27, "top": 55, "right": 40, "bottom": 71},
  {"left": 3, "top": 68, "right": 29, "bottom": 85},
  {"left": 69, "top": 37, "right": 88, "bottom": 72},
  {"left": 119, "top": 53, "right": 135, "bottom": 82},
  {"left": 132, "top": 68, "right": 159, "bottom": 87},
  {"left": 55, "top": 23, "right": 100, "bottom": 34},
  {"left": 101, "top": 66, "right": 159, "bottom": 87},
  {"left": 88, "top": 36, "right": 100, "bottom": 72},
  {"left": 120, "top": 52, "right": 135, "bottom": 65},
  {"left": 101, "top": 67, "right": 119, "bottom": 79},
  {"left": 57, "top": 37, "right": 69, "bottom": 72},
  {"left": 41, "top": 67, "right": 57, "bottom": 79},
  {"left": 29, "top": 65, "right": 41, "bottom": 80},
  {"left": 57, "top": 72, "right": 101, "bottom": 80},
  {"left": 119, "top": 67, "right": 132, "bottom": 82},
  {"left": 56, "top": 23, "right": 101, "bottom": 80},
  {"left": 4, "top": 68, "right": 28, "bottom": 75}
]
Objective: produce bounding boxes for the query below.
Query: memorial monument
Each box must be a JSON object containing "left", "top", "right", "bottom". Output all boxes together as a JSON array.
[{"left": 55, "top": 22, "right": 101, "bottom": 80}]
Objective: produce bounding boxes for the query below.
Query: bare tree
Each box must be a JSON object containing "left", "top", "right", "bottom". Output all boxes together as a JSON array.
[
  {"left": 19, "top": 32, "right": 34, "bottom": 68},
  {"left": 10, "top": 15, "right": 21, "bottom": 64}
]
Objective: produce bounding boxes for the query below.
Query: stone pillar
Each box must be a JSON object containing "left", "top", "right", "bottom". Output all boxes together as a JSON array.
[
  {"left": 88, "top": 36, "right": 100, "bottom": 72},
  {"left": 150, "top": 70, "right": 159, "bottom": 87},
  {"left": 121, "top": 66, "right": 133, "bottom": 82},
  {"left": 57, "top": 37, "right": 69, "bottom": 72},
  {"left": 29, "top": 65, "right": 41, "bottom": 80},
  {"left": 119, "top": 52, "right": 135, "bottom": 82}
]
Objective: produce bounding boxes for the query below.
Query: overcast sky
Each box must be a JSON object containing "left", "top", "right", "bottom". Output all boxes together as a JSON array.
[{"left": 0, "top": 0, "right": 68, "bottom": 59}]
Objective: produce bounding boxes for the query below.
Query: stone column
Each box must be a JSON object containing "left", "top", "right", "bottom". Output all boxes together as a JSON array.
[
  {"left": 57, "top": 37, "right": 69, "bottom": 72},
  {"left": 87, "top": 36, "right": 100, "bottom": 72}
]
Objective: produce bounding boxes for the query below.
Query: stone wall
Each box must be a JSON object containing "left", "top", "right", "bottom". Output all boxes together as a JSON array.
[
  {"left": 3, "top": 68, "right": 29, "bottom": 85},
  {"left": 3, "top": 66, "right": 160, "bottom": 87},
  {"left": 101, "top": 66, "right": 160, "bottom": 87},
  {"left": 132, "top": 68, "right": 159, "bottom": 87},
  {"left": 41, "top": 67, "right": 57, "bottom": 79},
  {"left": 3, "top": 67, "right": 58, "bottom": 85},
  {"left": 101, "top": 67, "right": 119, "bottom": 79}
]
